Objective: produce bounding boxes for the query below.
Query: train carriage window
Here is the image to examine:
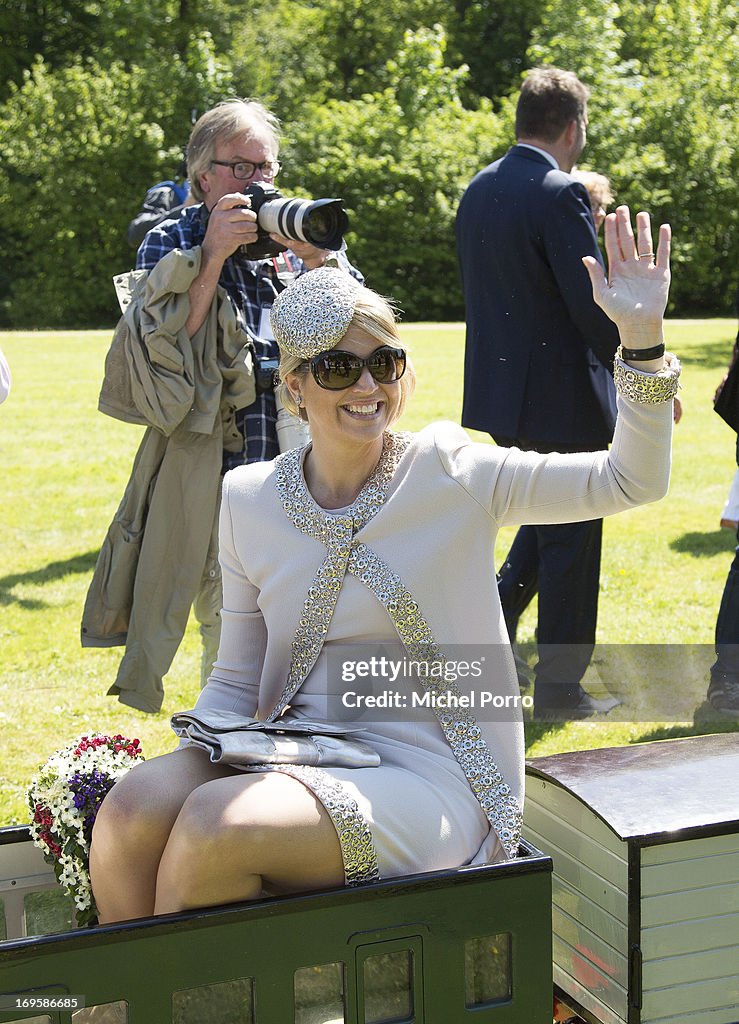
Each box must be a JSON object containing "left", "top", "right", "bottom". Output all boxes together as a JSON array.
[
  {"left": 363, "top": 949, "right": 413, "bottom": 1024},
  {"left": 172, "top": 977, "right": 254, "bottom": 1024},
  {"left": 464, "top": 932, "right": 511, "bottom": 1008},
  {"left": 1, "top": 1017, "right": 52, "bottom": 1023},
  {"left": 72, "top": 1001, "right": 128, "bottom": 1022},
  {"left": 24, "top": 888, "right": 74, "bottom": 936},
  {"left": 294, "top": 961, "right": 346, "bottom": 1024}
]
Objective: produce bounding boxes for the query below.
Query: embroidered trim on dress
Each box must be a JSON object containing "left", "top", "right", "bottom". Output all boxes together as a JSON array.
[
  {"left": 271, "top": 764, "right": 380, "bottom": 885},
  {"left": 270, "top": 432, "right": 410, "bottom": 720},
  {"left": 347, "top": 543, "right": 522, "bottom": 858}
]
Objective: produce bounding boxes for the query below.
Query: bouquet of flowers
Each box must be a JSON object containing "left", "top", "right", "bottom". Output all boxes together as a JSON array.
[{"left": 28, "top": 734, "right": 144, "bottom": 927}]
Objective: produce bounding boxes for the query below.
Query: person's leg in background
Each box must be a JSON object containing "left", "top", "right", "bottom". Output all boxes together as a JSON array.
[
  {"left": 497, "top": 525, "right": 540, "bottom": 643},
  {"left": 708, "top": 435, "right": 739, "bottom": 717},
  {"left": 493, "top": 435, "right": 611, "bottom": 715},
  {"left": 493, "top": 434, "right": 540, "bottom": 659},
  {"left": 532, "top": 518, "right": 618, "bottom": 717},
  {"left": 709, "top": 566, "right": 739, "bottom": 714}
]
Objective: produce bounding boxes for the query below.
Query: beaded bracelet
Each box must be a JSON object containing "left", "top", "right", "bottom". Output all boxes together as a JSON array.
[{"left": 613, "top": 352, "right": 681, "bottom": 404}]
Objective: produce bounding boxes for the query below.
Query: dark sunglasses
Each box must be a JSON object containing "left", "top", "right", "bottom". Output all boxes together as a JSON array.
[{"left": 308, "top": 346, "right": 407, "bottom": 391}]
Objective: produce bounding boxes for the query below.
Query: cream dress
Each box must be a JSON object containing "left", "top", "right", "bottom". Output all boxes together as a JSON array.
[{"left": 193, "top": 399, "right": 672, "bottom": 885}]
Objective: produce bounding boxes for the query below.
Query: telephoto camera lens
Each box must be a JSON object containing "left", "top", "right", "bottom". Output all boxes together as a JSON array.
[{"left": 237, "top": 183, "right": 349, "bottom": 259}]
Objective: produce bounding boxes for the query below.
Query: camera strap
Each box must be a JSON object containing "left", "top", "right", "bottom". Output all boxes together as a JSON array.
[
  {"left": 257, "top": 252, "right": 298, "bottom": 342},
  {"left": 270, "top": 251, "right": 297, "bottom": 290}
]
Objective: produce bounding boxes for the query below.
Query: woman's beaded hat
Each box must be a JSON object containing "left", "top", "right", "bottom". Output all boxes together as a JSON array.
[{"left": 270, "top": 267, "right": 360, "bottom": 359}]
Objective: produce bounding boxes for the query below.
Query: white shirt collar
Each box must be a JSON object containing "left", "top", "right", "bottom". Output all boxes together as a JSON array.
[{"left": 516, "top": 143, "right": 559, "bottom": 170}]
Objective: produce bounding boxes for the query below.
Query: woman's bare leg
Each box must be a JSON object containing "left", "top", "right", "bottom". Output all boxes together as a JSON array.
[
  {"left": 153, "top": 772, "right": 345, "bottom": 915},
  {"left": 89, "top": 747, "right": 232, "bottom": 923}
]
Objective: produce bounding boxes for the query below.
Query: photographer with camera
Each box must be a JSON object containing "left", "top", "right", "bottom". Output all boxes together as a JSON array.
[
  {"left": 85, "top": 99, "right": 361, "bottom": 713},
  {"left": 139, "top": 98, "right": 360, "bottom": 468}
]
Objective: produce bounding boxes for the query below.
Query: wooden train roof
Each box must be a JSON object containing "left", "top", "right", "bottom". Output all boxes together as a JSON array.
[{"left": 526, "top": 732, "right": 739, "bottom": 844}]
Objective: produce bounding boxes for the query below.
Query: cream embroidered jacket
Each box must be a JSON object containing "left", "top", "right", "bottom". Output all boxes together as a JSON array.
[{"left": 196, "top": 394, "right": 673, "bottom": 848}]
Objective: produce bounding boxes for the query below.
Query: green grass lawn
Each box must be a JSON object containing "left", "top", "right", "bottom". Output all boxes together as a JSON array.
[{"left": 0, "top": 321, "right": 737, "bottom": 826}]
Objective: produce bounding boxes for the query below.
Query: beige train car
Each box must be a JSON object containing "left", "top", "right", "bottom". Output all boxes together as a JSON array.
[{"left": 524, "top": 733, "right": 739, "bottom": 1024}]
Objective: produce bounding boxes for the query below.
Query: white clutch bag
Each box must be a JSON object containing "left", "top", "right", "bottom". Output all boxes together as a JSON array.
[{"left": 170, "top": 708, "right": 381, "bottom": 769}]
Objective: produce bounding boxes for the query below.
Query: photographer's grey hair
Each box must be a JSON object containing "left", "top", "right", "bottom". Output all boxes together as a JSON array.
[{"left": 187, "top": 99, "right": 281, "bottom": 202}]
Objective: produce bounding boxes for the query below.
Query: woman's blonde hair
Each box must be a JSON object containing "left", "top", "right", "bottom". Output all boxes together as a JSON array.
[
  {"left": 573, "top": 169, "right": 614, "bottom": 211},
  {"left": 278, "top": 284, "right": 415, "bottom": 424}
]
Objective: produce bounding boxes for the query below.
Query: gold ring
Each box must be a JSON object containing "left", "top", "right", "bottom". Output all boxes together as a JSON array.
[{"left": 637, "top": 252, "right": 655, "bottom": 260}]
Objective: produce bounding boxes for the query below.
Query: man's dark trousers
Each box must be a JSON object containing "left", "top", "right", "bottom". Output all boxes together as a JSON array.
[{"left": 494, "top": 440, "right": 602, "bottom": 708}]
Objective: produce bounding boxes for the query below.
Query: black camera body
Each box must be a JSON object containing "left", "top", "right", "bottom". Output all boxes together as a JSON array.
[
  {"left": 254, "top": 356, "right": 280, "bottom": 394},
  {"left": 237, "top": 182, "right": 349, "bottom": 260}
]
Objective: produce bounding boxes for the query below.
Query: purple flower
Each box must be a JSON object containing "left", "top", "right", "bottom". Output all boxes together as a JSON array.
[{"left": 68, "top": 769, "right": 116, "bottom": 816}]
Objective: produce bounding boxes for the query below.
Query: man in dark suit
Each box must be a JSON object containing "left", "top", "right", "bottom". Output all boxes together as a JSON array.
[{"left": 455, "top": 67, "right": 621, "bottom": 719}]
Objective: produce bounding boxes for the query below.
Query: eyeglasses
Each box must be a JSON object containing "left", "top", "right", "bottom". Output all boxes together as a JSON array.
[
  {"left": 209, "top": 159, "right": 281, "bottom": 180},
  {"left": 308, "top": 346, "right": 407, "bottom": 391}
]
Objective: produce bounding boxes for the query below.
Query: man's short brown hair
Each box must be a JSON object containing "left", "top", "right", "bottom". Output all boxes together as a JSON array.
[{"left": 515, "top": 67, "right": 589, "bottom": 143}]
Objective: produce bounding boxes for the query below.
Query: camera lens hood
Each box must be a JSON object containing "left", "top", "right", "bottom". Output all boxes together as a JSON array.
[{"left": 237, "top": 183, "right": 349, "bottom": 260}]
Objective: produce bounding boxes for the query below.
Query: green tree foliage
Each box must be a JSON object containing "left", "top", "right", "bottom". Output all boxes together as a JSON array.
[
  {"left": 0, "top": 36, "right": 231, "bottom": 327},
  {"left": 622, "top": 0, "right": 738, "bottom": 314},
  {"left": 0, "top": 59, "right": 167, "bottom": 326},
  {"left": 282, "top": 27, "right": 503, "bottom": 320},
  {"left": 0, "top": 0, "right": 735, "bottom": 324},
  {"left": 0, "top": 1, "right": 101, "bottom": 99},
  {"left": 440, "top": 0, "right": 545, "bottom": 103},
  {"left": 228, "top": 0, "right": 330, "bottom": 120},
  {"left": 320, "top": 0, "right": 443, "bottom": 97},
  {"left": 0, "top": 0, "right": 238, "bottom": 100},
  {"left": 228, "top": 0, "right": 445, "bottom": 117},
  {"left": 527, "top": 0, "right": 738, "bottom": 314}
]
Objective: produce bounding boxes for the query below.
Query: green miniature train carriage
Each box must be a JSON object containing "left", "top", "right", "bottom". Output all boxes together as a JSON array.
[
  {"left": 0, "top": 827, "right": 551, "bottom": 1024},
  {"left": 524, "top": 733, "right": 739, "bottom": 1024}
]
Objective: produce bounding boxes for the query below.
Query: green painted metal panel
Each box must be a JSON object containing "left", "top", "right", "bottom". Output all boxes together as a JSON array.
[
  {"left": 553, "top": 878, "right": 628, "bottom": 954},
  {"left": 0, "top": 841, "right": 552, "bottom": 1024},
  {"left": 643, "top": 946, "right": 739, "bottom": 991},
  {"left": 642, "top": 852, "right": 739, "bottom": 896},
  {"left": 525, "top": 797, "right": 629, "bottom": 882},
  {"left": 641, "top": 913, "right": 739, "bottom": 959},
  {"left": 525, "top": 824, "right": 628, "bottom": 923},
  {"left": 525, "top": 781, "right": 626, "bottom": 858},
  {"left": 641, "top": 973, "right": 739, "bottom": 1021},
  {"left": 642, "top": 883, "right": 739, "bottom": 928},
  {"left": 640, "top": 833, "right": 739, "bottom": 867},
  {"left": 641, "top": 1007, "right": 739, "bottom": 1024},
  {"left": 552, "top": 934, "right": 628, "bottom": 1022}
]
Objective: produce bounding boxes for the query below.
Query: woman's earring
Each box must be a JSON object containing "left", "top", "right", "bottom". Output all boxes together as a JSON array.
[{"left": 295, "top": 393, "right": 302, "bottom": 407}]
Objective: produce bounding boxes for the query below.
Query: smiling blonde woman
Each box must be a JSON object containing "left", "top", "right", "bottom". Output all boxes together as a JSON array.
[{"left": 90, "top": 207, "right": 680, "bottom": 923}]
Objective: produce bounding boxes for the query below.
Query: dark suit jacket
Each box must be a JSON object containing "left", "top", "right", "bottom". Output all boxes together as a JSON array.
[{"left": 456, "top": 145, "right": 620, "bottom": 450}]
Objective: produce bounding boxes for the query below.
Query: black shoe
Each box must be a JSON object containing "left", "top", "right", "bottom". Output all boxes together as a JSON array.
[
  {"left": 707, "top": 674, "right": 739, "bottom": 717},
  {"left": 534, "top": 692, "right": 622, "bottom": 722}
]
